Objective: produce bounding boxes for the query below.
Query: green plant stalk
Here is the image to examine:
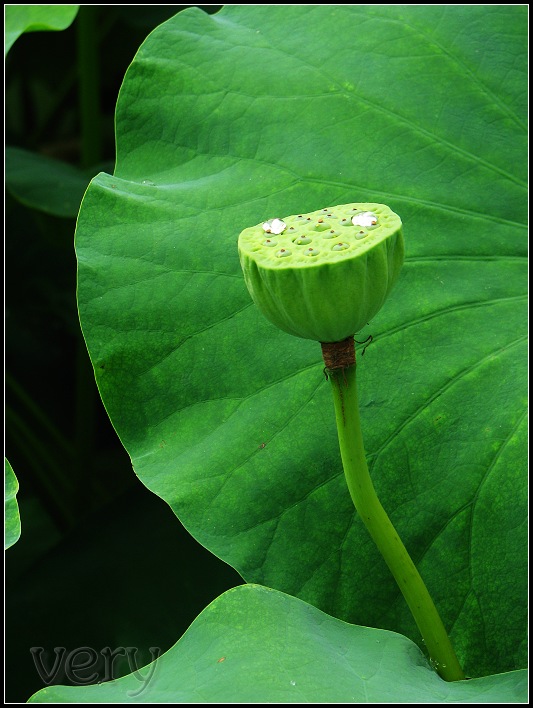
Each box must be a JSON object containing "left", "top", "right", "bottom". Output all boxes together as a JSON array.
[
  {"left": 77, "top": 5, "right": 101, "bottom": 168},
  {"left": 327, "top": 363, "right": 464, "bottom": 682}
]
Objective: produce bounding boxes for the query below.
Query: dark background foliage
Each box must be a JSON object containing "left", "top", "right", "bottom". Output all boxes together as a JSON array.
[{"left": 5, "top": 7, "right": 240, "bottom": 703}]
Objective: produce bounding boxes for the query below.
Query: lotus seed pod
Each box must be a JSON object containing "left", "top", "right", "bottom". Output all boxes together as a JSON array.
[{"left": 238, "top": 203, "right": 404, "bottom": 343}]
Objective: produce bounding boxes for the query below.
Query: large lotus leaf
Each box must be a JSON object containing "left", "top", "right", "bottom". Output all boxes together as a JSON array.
[
  {"left": 5, "top": 458, "right": 21, "bottom": 550},
  {"left": 28, "top": 584, "right": 527, "bottom": 704},
  {"left": 76, "top": 5, "right": 527, "bottom": 679},
  {"left": 4, "top": 5, "right": 79, "bottom": 56}
]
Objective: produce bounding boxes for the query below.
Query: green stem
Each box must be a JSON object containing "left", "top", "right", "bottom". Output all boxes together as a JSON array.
[
  {"left": 77, "top": 6, "right": 101, "bottom": 168},
  {"left": 328, "top": 363, "right": 464, "bottom": 682}
]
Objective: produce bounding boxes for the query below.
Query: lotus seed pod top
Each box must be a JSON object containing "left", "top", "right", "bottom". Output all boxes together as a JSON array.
[{"left": 238, "top": 203, "right": 404, "bottom": 342}]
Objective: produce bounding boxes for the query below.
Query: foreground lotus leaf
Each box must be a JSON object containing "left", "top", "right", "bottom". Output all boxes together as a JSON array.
[
  {"left": 238, "top": 202, "right": 404, "bottom": 342},
  {"left": 27, "top": 585, "right": 528, "bottom": 703}
]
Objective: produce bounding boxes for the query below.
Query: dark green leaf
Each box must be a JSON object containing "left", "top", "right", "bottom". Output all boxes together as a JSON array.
[
  {"left": 5, "top": 147, "right": 100, "bottom": 219},
  {"left": 76, "top": 5, "right": 527, "bottom": 677}
]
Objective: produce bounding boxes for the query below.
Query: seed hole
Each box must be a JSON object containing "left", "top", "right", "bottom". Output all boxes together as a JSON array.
[{"left": 293, "top": 236, "right": 312, "bottom": 245}]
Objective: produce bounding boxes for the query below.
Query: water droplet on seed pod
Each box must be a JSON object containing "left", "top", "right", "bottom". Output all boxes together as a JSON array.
[
  {"left": 352, "top": 212, "right": 378, "bottom": 227},
  {"left": 262, "top": 218, "right": 287, "bottom": 235}
]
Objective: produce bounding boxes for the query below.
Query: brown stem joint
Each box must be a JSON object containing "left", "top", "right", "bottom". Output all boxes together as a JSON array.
[{"left": 321, "top": 337, "right": 356, "bottom": 380}]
